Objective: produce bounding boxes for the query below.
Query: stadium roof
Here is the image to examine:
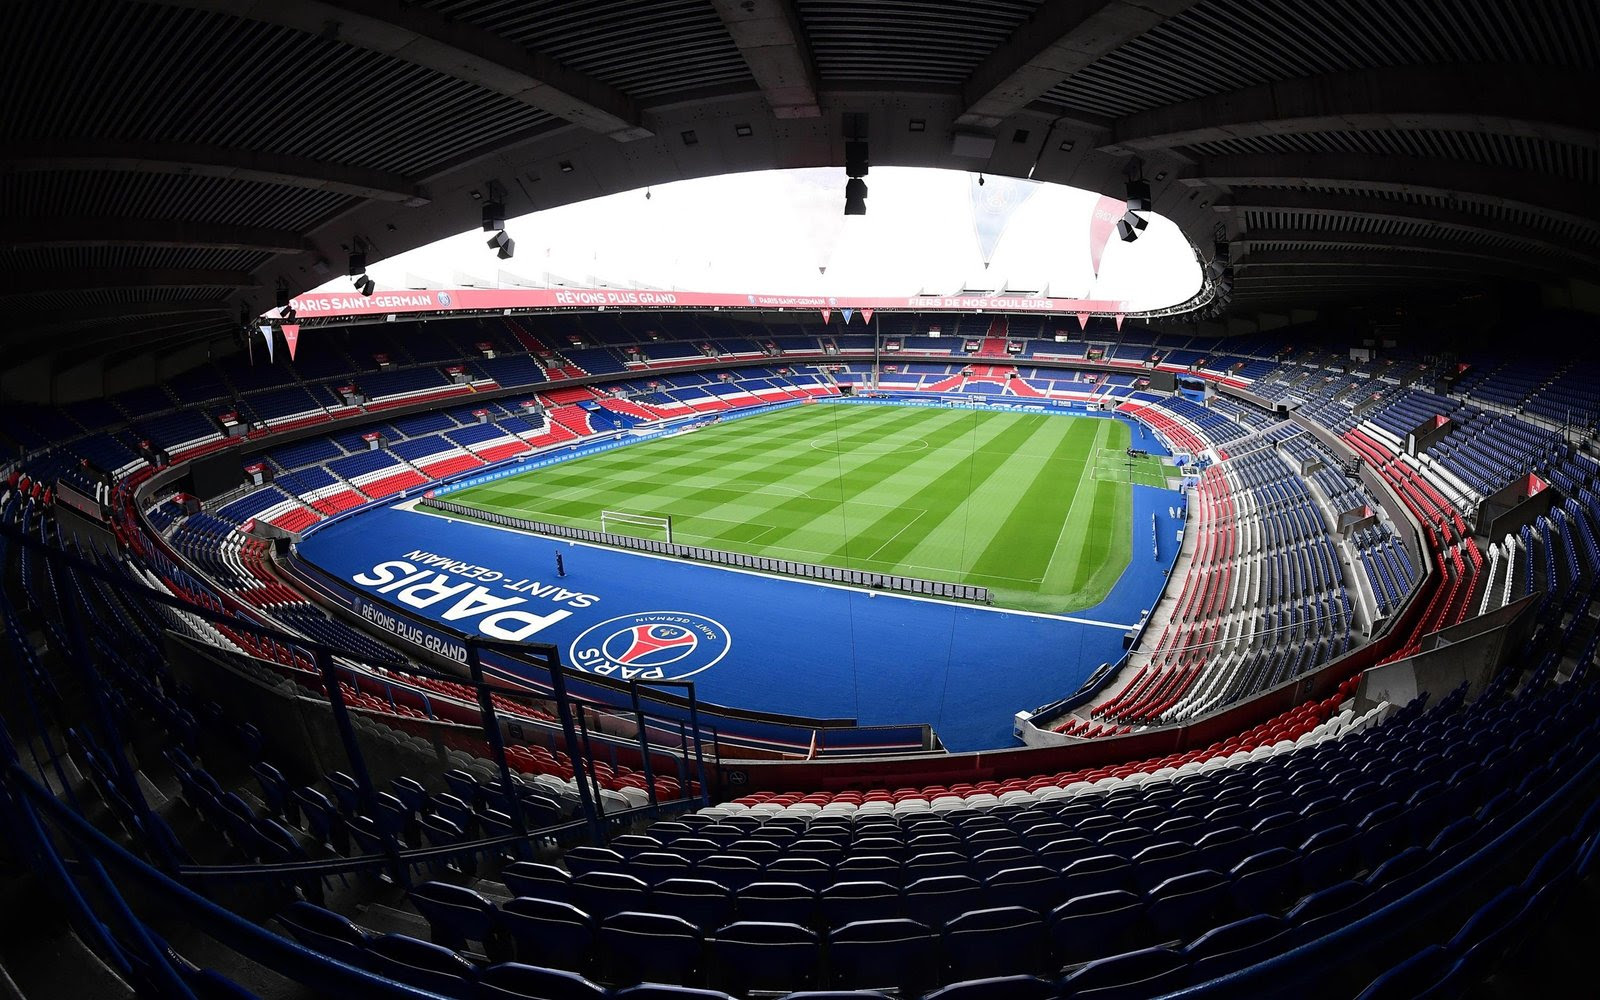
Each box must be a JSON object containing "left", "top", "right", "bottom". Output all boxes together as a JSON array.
[{"left": 2, "top": 0, "right": 1596, "bottom": 364}]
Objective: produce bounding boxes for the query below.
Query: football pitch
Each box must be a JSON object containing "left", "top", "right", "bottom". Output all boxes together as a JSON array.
[{"left": 440, "top": 403, "right": 1169, "bottom": 613}]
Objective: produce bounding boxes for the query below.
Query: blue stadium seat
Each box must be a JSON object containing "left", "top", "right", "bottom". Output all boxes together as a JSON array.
[
  {"left": 1286, "top": 880, "right": 1373, "bottom": 942},
  {"left": 905, "top": 875, "right": 985, "bottom": 928},
  {"left": 631, "top": 851, "right": 696, "bottom": 886},
  {"left": 708, "top": 921, "right": 821, "bottom": 995},
  {"left": 409, "top": 881, "right": 499, "bottom": 953},
  {"left": 921, "top": 976, "right": 1059, "bottom": 1000},
  {"left": 819, "top": 881, "right": 902, "bottom": 929},
  {"left": 572, "top": 871, "right": 651, "bottom": 921},
  {"left": 827, "top": 919, "right": 938, "bottom": 996},
  {"left": 275, "top": 901, "right": 373, "bottom": 969},
  {"left": 984, "top": 866, "right": 1064, "bottom": 914},
  {"left": 364, "top": 933, "right": 478, "bottom": 996},
  {"left": 943, "top": 906, "right": 1050, "bottom": 981},
  {"left": 736, "top": 881, "right": 818, "bottom": 925},
  {"left": 1145, "top": 869, "right": 1236, "bottom": 941},
  {"left": 1228, "top": 847, "right": 1302, "bottom": 915},
  {"left": 501, "top": 861, "right": 572, "bottom": 903},
  {"left": 766, "top": 856, "right": 835, "bottom": 891},
  {"left": 618, "top": 986, "right": 735, "bottom": 1000},
  {"left": 566, "top": 845, "right": 628, "bottom": 877},
  {"left": 1060, "top": 945, "right": 1187, "bottom": 999},
  {"left": 1060, "top": 854, "right": 1135, "bottom": 898},
  {"left": 653, "top": 878, "right": 737, "bottom": 930},
  {"left": 497, "top": 898, "right": 596, "bottom": 974},
  {"left": 1447, "top": 885, "right": 1533, "bottom": 985},
  {"left": 698, "top": 855, "right": 764, "bottom": 891},
  {"left": 478, "top": 962, "right": 610, "bottom": 1000},
  {"left": 1047, "top": 891, "right": 1147, "bottom": 964},
  {"left": 1182, "top": 913, "right": 1291, "bottom": 982},
  {"left": 1354, "top": 945, "right": 1455, "bottom": 1000},
  {"left": 600, "top": 911, "right": 703, "bottom": 986}
]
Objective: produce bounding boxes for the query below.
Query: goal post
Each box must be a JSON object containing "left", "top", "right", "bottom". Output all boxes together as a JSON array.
[{"left": 600, "top": 509, "right": 673, "bottom": 543}]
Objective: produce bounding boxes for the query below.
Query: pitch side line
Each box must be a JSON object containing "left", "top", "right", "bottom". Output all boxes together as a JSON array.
[{"left": 394, "top": 498, "right": 1136, "bottom": 628}]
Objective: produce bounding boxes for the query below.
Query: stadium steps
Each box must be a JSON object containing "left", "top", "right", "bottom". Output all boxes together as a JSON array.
[{"left": 500, "top": 317, "right": 549, "bottom": 356}]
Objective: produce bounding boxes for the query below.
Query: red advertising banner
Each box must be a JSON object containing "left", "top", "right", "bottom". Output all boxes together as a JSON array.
[{"left": 283, "top": 287, "right": 1133, "bottom": 321}]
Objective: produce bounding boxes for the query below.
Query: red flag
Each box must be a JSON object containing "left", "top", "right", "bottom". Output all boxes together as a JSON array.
[
  {"left": 1077, "top": 313, "right": 1091, "bottom": 329},
  {"left": 1088, "top": 194, "right": 1125, "bottom": 279},
  {"left": 1115, "top": 313, "right": 1126, "bottom": 331},
  {"left": 284, "top": 324, "right": 301, "bottom": 361},
  {"left": 861, "top": 308, "right": 874, "bottom": 324},
  {"left": 820, "top": 308, "right": 831, "bottom": 324}
]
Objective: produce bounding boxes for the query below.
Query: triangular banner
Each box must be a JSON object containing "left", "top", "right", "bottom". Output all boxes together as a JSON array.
[
  {"left": 1077, "top": 313, "right": 1091, "bottom": 330},
  {"left": 283, "top": 324, "right": 301, "bottom": 361},
  {"left": 1088, "top": 194, "right": 1125, "bottom": 279},
  {"left": 1115, "top": 313, "right": 1126, "bottom": 331},
  {"left": 259, "top": 324, "right": 274, "bottom": 363},
  {"left": 820, "top": 308, "right": 831, "bottom": 324},
  {"left": 970, "top": 174, "right": 1041, "bottom": 266},
  {"left": 861, "top": 309, "right": 874, "bottom": 324},
  {"left": 841, "top": 307, "right": 854, "bottom": 324}
]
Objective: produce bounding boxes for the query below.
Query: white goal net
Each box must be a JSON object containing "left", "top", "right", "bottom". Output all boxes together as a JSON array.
[{"left": 600, "top": 509, "right": 673, "bottom": 543}]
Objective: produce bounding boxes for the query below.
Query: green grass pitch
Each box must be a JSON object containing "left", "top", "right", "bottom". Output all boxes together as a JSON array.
[{"left": 442, "top": 404, "right": 1168, "bottom": 613}]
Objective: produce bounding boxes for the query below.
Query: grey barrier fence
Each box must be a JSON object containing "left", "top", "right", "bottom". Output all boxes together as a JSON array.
[{"left": 420, "top": 497, "right": 992, "bottom": 604}]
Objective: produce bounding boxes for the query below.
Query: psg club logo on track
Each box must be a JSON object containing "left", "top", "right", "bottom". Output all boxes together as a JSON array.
[{"left": 569, "top": 612, "right": 731, "bottom": 681}]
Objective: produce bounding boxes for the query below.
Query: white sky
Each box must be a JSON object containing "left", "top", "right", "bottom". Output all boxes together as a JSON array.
[{"left": 322, "top": 167, "right": 1200, "bottom": 310}]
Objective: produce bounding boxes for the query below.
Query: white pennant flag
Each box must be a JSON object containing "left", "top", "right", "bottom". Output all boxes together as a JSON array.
[{"left": 259, "top": 324, "right": 275, "bottom": 363}]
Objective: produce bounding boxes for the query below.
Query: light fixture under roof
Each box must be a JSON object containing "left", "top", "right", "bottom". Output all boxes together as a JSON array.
[{"left": 487, "top": 230, "right": 515, "bottom": 260}]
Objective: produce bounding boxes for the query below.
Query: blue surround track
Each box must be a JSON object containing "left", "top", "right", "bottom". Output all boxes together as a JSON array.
[{"left": 295, "top": 401, "right": 1184, "bottom": 750}]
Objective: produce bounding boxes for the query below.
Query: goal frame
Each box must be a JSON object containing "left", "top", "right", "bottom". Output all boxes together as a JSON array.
[{"left": 600, "top": 509, "right": 674, "bottom": 543}]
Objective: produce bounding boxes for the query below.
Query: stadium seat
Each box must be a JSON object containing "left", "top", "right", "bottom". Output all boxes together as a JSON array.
[
  {"left": 905, "top": 875, "right": 985, "bottom": 927},
  {"left": 708, "top": 921, "right": 820, "bottom": 995},
  {"left": 1183, "top": 914, "right": 1291, "bottom": 981},
  {"left": 478, "top": 962, "right": 610, "bottom": 1000},
  {"left": 1354, "top": 945, "right": 1456, "bottom": 1000},
  {"left": 943, "top": 906, "right": 1050, "bottom": 981},
  {"left": 275, "top": 902, "right": 373, "bottom": 969},
  {"left": 497, "top": 898, "right": 595, "bottom": 973},
  {"left": 984, "top": 866, "right": 1065, "bottom": 915},
  {"left": 1047, "top": 891, "right": 1147, "bottom": 964},
  {"left": 1060, "top": 945, "right": 1188, "bottom": 999},
  {"left": 408, "top": 881, "right": 500, "bottom": 953},
  {"left": 736, "top": 881, "right": 818, "bottom": 925},
  {"left": 653, "top": 878, "right": 737, "bottom": 930},
  {"left": 827, "top": 919, "right": 939, "bottom": 996},
  {"left": 501, "top": 861, "right": 573, "bottom": 903},
  {"left": 1145, "top": 869, "right": 1237, "bottom": 940},
  {"left": 819, "top": 881, "right": 902, "bottom": 928},
  {"left": 921, "top": 976, "right": 1059, "bottom": 1000},
  {"left": 572, "top": 871, "right": 651, "bottom": 921},
  {"left": 363, "top": 933, "right": 479, "bottom": 996},
  {"left": 599, "top": 911, "right": 703, "bottom": 986}
]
